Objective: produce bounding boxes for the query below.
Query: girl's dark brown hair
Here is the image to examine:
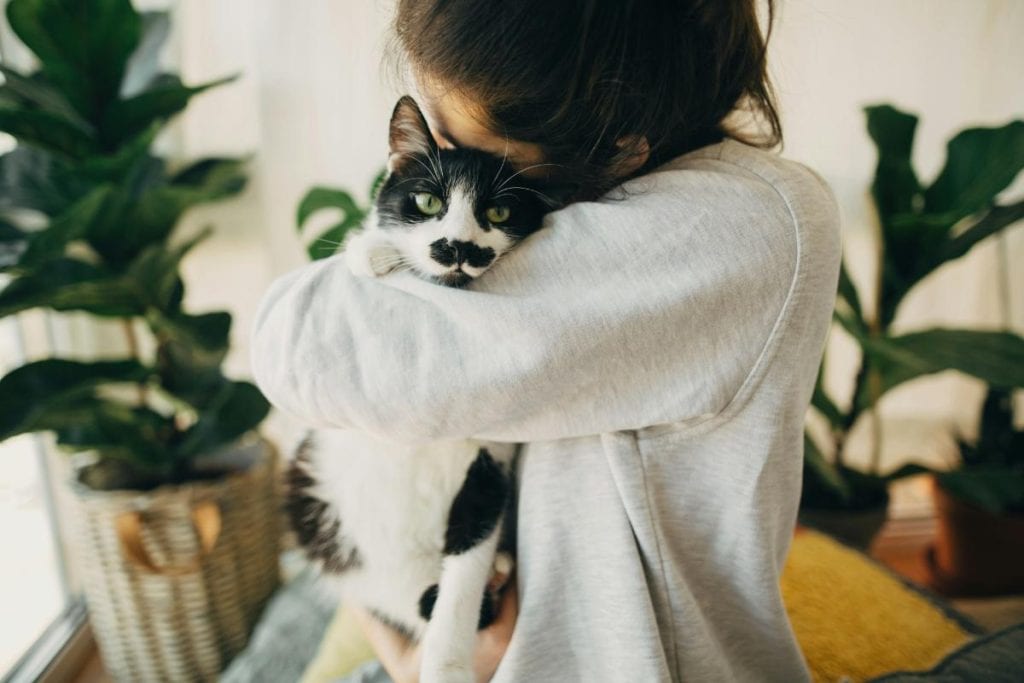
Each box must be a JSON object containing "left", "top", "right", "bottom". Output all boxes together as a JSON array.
[{"left": 395, "top": 0, "right": 781, "bottom": 196}]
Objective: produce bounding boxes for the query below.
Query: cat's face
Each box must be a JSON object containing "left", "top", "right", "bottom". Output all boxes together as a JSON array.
[{"left": 373, "top": 96, "right": 561, "bottom": 288}]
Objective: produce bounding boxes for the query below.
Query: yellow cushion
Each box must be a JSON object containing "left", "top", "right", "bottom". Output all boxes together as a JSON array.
[
  {"left": 782, "top": 529, "right": 972, "bottom": 682},
  {"left": 302, "top": 529, "right": 975, "bottom": 683}
]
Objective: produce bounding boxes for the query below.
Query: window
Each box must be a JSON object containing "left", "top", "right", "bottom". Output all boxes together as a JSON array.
[{"left": 0, "top": 312, "right": 89, "bottom": 682}]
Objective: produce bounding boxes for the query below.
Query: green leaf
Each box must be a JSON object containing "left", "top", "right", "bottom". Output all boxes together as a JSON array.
[
  {"left": 802, "top": 432, "right": 851, "bottom": 503},
  {"left": 866, "top": 113, "right": 1024, "bottom": 327},
  {"left": 175, "top": 381, "right": 269, "bottom": 459},
  {"left": 6, "top": 0, "right": 142, "bottom": 120},
  {"left": 92, "top": 158, "right": 245, "bottom": 262},
  {"left": 836, "top": 259, "right": 863, "bottom": 320},
  {"left": 0, "top": 65, "right": 93, "bottom": 132},
  {"left": 936, "top": 200, "right": 1024, "bottom": 268},
  {"left": 132, "top": 158, "right": 245, "bottom": 242},
  {"left": 368, "top": 168, "right": 387, "bottom": 201},
  {"left": 857, "top": 329, "right": 1024, "bottom": 408},
  {"left": 923, "top": 121, "right": 1024, "bottom": 224},
  {"left": 0, "top": 104, "right": 97, "bottom": 157},
  {"left": 297, "top": 186, "right": 363, "bottom": 231},
  {"left": 126, "top": 227, "right": 212, "bottom": 309},
  {"left": 976, "top": 388, "right": 1017, "bottom": 463},
  {"left": 833, "top": 306, "right": 869, "bottom": 342},
  {"left": 0, "top": 257, "right": 140, "bottom": 318},
  {"left": 102, "top": 74, "right": 236, "bottom": 148},
  {"left": 55, "top": 400, "right": 173, "bottom": 465},
  {"left": 0, "top": 145, "right": 92, "bottom": 215},
  {"left": 306, "top": 215, "right": 362, "bottom": 260},
  {"left": 297, "top": 186, "right": 368, "bottom": 260},
  {"left": 14, "top": 185, "right": 112, "bottom": 269},
  {"left": 149, "top": 310, "right": 231, "bottom": 408},
  {"left": 882, "top": 462, "right": 933, "bottom": 481},
  {"left": 0, "top": 358, "right": 151, "bottom": 440},
  {"left": 865, "top": 104, "right": 921, "bottom": 221},
  {"left": 811, "top": 358, "right": 844, "bottom": 428},
  {"left": 78, "top": 121, "right": 162, "bottom": 183},
  {"left": 169, "top": 156, "right": 247, "bottom": 189}
]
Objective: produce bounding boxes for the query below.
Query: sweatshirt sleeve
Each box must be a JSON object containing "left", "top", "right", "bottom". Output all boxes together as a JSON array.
[{"left": 250, "top": 159, "right": 829, "bottom": 443}]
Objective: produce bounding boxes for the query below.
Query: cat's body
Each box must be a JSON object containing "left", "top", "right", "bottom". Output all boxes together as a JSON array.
[
  {"left": 287, "top": 432, "right": 517, "bottom": 646},
  {"left": 285, "top": 97, "right": 561, "bottom": 683}
]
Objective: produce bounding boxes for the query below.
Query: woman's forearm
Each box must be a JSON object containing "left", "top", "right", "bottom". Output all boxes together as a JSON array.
[
  {"left": 349, "top": 578, "right": 518, "bottom": 683},
  {"left": 350, "top": 605, "right": 421, "bottom": 683}
]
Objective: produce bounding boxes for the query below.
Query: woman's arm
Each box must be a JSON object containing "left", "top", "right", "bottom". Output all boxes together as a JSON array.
[
  {"left": 352, "top": 580, "right": 518, "bottom": 683},
  {"left": 251, "top": 162, "right": 835, "bottom": 443}
]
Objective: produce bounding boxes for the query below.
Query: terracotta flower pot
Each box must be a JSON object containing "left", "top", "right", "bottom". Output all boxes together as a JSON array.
[{"left": 927, "top": 475, "right": 1024, "bottom": 597}]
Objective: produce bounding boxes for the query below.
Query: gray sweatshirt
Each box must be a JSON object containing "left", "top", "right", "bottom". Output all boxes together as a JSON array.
[{"left": 250, "top": 138, "right": 841, "bottom": 682}]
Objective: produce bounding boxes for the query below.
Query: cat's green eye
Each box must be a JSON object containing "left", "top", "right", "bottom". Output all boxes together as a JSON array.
[
  {"left": 486, "top": 206, "right": 511, "bottom": 223},
  {"left": 412, "top": 192, "right": 443, "bottom": 216}
]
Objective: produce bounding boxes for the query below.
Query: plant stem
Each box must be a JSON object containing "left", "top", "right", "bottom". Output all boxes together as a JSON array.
[
  {"left": 122, "top": 318, "right": 148, "bottom": 406},
  {"left": 864, "top": 206, "right": 886, "bottom": 474}
]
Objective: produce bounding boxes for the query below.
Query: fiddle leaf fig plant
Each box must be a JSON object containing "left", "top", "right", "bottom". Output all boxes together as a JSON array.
[
  {"left": 0, "top": 0, "right": 269, "bottom": 490},
  {"left": 803, "top": 104, "right": 1024, "bottom": 511}
]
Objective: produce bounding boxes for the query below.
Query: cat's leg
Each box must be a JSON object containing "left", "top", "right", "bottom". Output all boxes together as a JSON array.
[
  {"left": 419, "top": 448, "right": 512, "bottom": 683},
  {"left": 344, "top": 229, "right": 403, "bottom": 278}
]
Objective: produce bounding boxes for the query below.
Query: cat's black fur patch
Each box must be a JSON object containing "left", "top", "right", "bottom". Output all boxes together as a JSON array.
[
  {"left": 418, "top": 583, "right": 439, "bottom": 620},
  {"left": 443, "top": 448, "right": 511, "bottom": 555},
  {"left": 419, "top": 583, "right": 501, "bottom": 631},
  {"left": 478, "top": 590, "right": 500, "bottom": 630},
  {"left": 429, "top": 238, "right": 496, "bottom": 269},
  {"left": 284, "top": 434, "right": 362, "bottom": 573}
]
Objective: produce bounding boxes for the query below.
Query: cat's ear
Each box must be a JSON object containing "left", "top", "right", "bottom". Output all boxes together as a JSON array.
[{"left": 388, "top": 96, "right": 436, "bottom": 172}]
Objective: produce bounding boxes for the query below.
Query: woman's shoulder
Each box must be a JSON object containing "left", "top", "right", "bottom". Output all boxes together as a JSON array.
[
  {"left": 563, "top": 138, "right": 843, "bottom": 289},
  {"left": 639, "top": 138, "right": 841, "bottom": 254},
  {"left": 538, "top": 139, "right": 839, "bottom": 281},
  {"left": 632, "top": 138, "right": 837, "bottom": 227}
]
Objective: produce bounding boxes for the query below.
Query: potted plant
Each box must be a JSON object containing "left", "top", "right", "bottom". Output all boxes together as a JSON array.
[
  {"left": 801, "top": 104, "right": 1024, "bottom": 550},
  {"left": 0, "top": 1, "right": 276, "bottom": 680},
  {"left": 926, "top": 387, "right": 1024, "bottom": 595}
]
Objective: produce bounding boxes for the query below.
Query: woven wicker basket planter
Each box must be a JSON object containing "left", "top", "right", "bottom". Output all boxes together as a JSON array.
[{"left": 67, "top": 436, "right": 280, "bottom": 682}]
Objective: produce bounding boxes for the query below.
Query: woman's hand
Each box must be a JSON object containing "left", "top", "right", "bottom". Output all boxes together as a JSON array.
[
  {"left": 472, "top": 578, "right": 518, "bottom": 682},
  {"left": 351, "top": 578, "right": 519, "bottom": 683}
]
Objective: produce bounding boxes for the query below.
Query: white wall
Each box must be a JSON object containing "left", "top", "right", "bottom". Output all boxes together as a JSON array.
[{"left": 16, "top": 1, "right": 1021, "bottom": 463}]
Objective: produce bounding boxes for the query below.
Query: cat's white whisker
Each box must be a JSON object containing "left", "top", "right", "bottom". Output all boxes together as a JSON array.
[
  {"left": 491, "top": 134, "right": 511, "bottom": 188},
  {"left": 494, "top": 162, "right": 562, "bottom": 193},
  {"left": 408, "top": 154, "right": 443, "bottom": 187},
  {"left": 495, "top": 186, "right": 556, "bottom": 206}
]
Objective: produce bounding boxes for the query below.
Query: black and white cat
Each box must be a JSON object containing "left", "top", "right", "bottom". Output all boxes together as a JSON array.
[{"left": 285, "top": 96, "right": 561, "bottom": 683}]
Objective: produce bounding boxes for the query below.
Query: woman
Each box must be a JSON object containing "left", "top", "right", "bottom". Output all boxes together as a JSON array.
[{"left": 250, "top": 1, "right": 840, "bottom": 681}]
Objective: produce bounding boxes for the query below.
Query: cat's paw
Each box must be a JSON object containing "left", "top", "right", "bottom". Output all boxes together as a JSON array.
[
  {"left": 488, "top": 552, "right": 515, "bottom": 593},
  {"left": 344, "top": 231, "right": 401, "bottom": 278}
]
